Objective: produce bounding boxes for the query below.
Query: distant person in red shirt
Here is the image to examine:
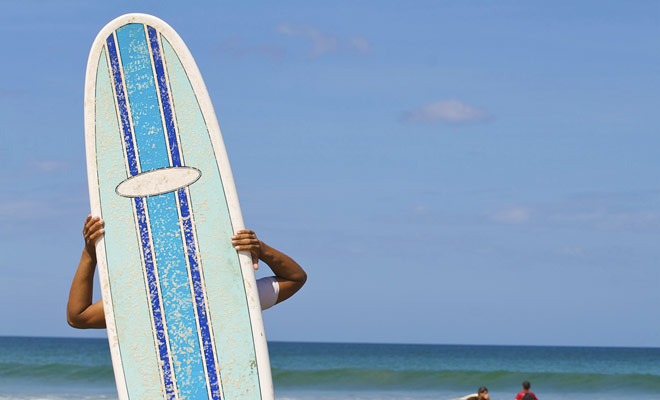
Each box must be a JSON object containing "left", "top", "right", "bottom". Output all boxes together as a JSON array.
[{"left": 514, "top": 381, "right": 539, "bottom": 400}]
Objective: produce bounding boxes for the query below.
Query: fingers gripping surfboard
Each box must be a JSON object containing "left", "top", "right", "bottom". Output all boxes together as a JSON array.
[{"left": 84, "top": 14, "right": 274, "bottom": 400}]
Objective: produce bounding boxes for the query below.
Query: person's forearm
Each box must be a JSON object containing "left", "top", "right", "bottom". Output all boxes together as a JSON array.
[
  {"left": 258, "top": 241, "right": 307, "bottom": 303},
  {"left": 259, "top": 242, "right": 306, "bottom": 281},
  {"left": 66, "top": 249, "right": 105, "bottom": 328}
]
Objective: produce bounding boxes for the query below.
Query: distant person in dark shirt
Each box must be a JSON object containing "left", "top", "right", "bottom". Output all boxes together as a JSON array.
[
  {"left": 514, "top": 381, "right": 539, "bottom": 400},
  {"left": 452, "top": 386, "right": 490, "bottom": 400}
]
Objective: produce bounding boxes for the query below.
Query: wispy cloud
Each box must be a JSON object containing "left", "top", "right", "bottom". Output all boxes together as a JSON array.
[
  {"left": 0, "top": 199, "right": 57, "bottom": 219},
  {"left": 403, "top": 99, "right": 489, "bottom": 124},
  {"left": 348, "top": 37, "right": 370, "bottom": 53},
  {"left": 276, "top": 22, "right": 370, "bottom": 57},
  {"left": 413, "top": 205, "right": 430, "bottom": 215},
  {"left": 490, "top": 207, "right": 532, "bottom": 224},
  {"left": 0, "top": 159, "right": 67, "bottom": 186},
  {"left": 557, "top": 246, "right": 584, "bottom": 257},
  {"left": 213, "top": 35, "right": 285, "bottom": 60},
  {"left": 550, "top": 209, "right": 660, "bottom": 231},
  {"left": 0, "top": 88, "right": 25, "bottom": 99},
  {"left": 487, "top": 191, "right": 660, "bottom": 232},
  {"left": 31, "top": 160, "right": 67, "bottom": 173}
]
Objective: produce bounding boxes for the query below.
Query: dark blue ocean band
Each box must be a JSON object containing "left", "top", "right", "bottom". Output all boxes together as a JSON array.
[
  {"left": 105, "top": 34, "right": 139, "bottom": 177},
  {"left": 147, "top": 25, "right": 223, "bottom": 400},
  {"left": 147, "top": 26, "right": 182, "bottom": 168},
  {"left": 107, "top": 32, "right": 177, "bottom": 400}
]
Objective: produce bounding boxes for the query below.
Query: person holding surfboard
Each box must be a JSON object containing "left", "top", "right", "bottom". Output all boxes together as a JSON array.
[{"left": 67, "top": 215, "right": 307, "bottom": 329}]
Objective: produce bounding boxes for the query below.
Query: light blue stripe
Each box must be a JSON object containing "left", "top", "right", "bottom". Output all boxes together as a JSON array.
[
  {"left": 161, "top": 37, "right": 262, "bottom": 399},
  {"left": 146, "top": 193, "right": 208, "bottom": 400},
  {"left": 116, "top": 24, "right": 170, "bottom": 172},
  {"left": 95, "top": 47, "right": 163, "bottom": 400},
  {"left": 115, "top": 23, "right": 210, "bottom": 400}
]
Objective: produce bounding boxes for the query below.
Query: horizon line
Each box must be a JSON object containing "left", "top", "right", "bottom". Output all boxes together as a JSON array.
[{"left": 1, "top": 334, "right": 658, "bottom": 350}]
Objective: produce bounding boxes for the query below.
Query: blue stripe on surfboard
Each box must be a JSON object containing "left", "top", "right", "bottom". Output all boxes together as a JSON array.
[
  {"left": 147, "top": 25, "right": 223, "bottom": 400},
  {"left": 115, "top": 23, "right": 211, "bottom": 400},
  {"left": 107, "top": 31, "right": 177, "bottom": 400},
  {"left": 178, "top": 188, "right": 222, "bottom": 400},
  {"left": 105, "top": 35, "right": 139, "bottom": 177},
  {"left": 147, "top": 26, "right": 182, "bottom": 168}
]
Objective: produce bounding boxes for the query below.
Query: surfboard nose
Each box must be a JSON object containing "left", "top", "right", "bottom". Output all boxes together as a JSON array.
[{"left": 115, "top": 166, "right": 201, "bottom": 197}]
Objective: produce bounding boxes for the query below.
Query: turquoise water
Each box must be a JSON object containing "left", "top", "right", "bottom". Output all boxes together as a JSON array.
[{"left": 0, "top": 337, "right": 659, "bottom": 400}]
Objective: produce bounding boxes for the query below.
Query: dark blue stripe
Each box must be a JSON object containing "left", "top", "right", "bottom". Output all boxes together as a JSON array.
[
  {"left": 106, "top": 34, "right": 139, "bottom": 177},
  {"left": 135, "top": 198, "right": 176, "bottom": 400},
  {"left": 147, "top": 26, "right": 182, "bottom": 167},
  {"left": 147, "top": 23, "right": 222, "bottom": 400},
  {"left": 108, "top": 31, "right": 176, "bottom": 400},
  {"left": 178, "top": 188, "right": 222, "bottom": 400}
]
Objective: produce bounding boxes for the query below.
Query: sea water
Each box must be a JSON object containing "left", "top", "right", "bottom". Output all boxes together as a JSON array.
[{"left": 0, "top": 337, "right": 658, "bottom": 400}]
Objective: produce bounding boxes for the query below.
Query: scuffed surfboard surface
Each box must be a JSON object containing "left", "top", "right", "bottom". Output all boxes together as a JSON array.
[{"left": 84, "top": 14, "right": 273, "bottom": 400}]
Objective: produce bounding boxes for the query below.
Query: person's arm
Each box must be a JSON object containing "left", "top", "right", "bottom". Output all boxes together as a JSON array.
[
  {"left": 67, "top": 224, "right": 305, "bottom": 329},
  {"left": 66, "top": 215, "right": 107, "bottom": 329},
  {"left": 232, "top": 230, "right": 307, "bottom": 304}
]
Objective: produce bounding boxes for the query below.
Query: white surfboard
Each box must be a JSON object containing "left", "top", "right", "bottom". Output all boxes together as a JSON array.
[{"left": 84, "top": 13, "right": 273, "bottom": 400}]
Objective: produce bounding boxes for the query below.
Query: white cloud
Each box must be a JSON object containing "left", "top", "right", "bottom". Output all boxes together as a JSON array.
[
  {"left": 546, "top": 192, "right": 660, "bottom": 232},
  {"left": 214, "top": 35, "right": 285, "bottom": 60},
  {"left": 491, "top": 207, "right": 532, "bottom": 224},
  {"left": 554, "top": 210, "right": 660, "bottom": 231},
  {"left": 413, "top": 205, "right": 430, "bottom": 215},
  {"left": 0, "top": 199, "right": 57, "bottom": 219},
  {"left": 487, "top": 191, "right": 660, "bottom": 232},
  {"left": 0, "top": 88, "right": 24, "bottom": 98},
  {"left": 558, "top": 246, "right": 584, "bottom": 257},
  {"left": 348, "top": 36, "right": 370, "bottom": 53},
  {"left": 277, "top": 22, "right": 338, "bottom": 56},
  {"left": 403, "top": 99, "right": 489, "bottom": 124},
  {"left": 32, "top": 160, "right": 66, "bottom": 172},
  {"left": 276, "top": 22, "right": 369, "bottom": 57}
]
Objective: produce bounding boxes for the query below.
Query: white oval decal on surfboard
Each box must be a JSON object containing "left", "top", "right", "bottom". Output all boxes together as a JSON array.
[{"left": 115, "top": 166, "right": 201, "bottom": 197}]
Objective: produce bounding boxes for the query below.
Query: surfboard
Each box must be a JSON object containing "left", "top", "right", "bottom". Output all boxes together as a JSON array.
[{"left": 84, "top": 13, "right": 274, "bottom": 400}]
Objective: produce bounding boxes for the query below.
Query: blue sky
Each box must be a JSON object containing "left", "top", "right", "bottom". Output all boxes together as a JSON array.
[{"left": 0, "top": 1, "right": 658, "bottom": 347}]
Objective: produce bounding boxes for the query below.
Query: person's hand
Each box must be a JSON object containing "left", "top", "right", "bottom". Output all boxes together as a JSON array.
[
  {"left": 83, "top": 215, "right": 105, "bottom": 260},
  {"left": 232, "top": 229, "right": 260, "bottom": 270}
]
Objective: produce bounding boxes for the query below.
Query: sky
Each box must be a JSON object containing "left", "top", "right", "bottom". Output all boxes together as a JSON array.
[{"left": 0, "top": 0, "right": 658, "bottom": 347}]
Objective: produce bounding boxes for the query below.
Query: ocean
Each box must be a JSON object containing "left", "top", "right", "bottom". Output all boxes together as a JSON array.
[{"left": 0, "top": 337, "right": 658, "bottom": 400}]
